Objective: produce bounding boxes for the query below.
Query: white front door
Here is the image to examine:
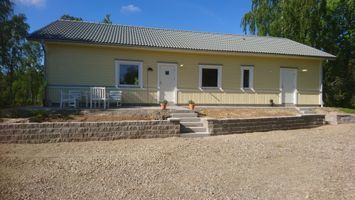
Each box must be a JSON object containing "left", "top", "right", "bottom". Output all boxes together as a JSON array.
[
  {"left": 158, "top": 63, "right": 177, "bottom": 103},
  {"left": 280, "top": 68, "right": 297, "bottom": 104}
]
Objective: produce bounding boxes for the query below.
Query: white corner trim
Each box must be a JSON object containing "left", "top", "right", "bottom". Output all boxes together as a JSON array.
[
  {"left": 240, "top": 65, "right": 254, "bottom": 90},
  {"left": 198, "top": 65, "right": 222, "bottom": 90},
  {"left": 319, "top": 62, "right": 323, "bottom": 107},
  {"left": 115, "top": 60, "right": 143, "bottom": 88}
]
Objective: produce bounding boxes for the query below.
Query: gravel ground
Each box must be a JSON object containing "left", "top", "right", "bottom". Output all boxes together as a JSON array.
[{"left": 0, "top": 124, "right": 354, "bottom": 200}]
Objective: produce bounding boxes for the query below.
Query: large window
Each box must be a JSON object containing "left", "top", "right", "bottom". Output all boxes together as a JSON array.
[
  {"left": 199, "top": 65, "right": 222, "bottom": 89},
  {"left": 241, "top": 66, "right": 254, "bottom": 89},
  {"left": 115, "top": 60, "right": 143, "bottom": 88}
]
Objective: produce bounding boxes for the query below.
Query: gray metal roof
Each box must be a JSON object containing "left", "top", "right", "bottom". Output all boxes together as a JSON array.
[{"left": 28, "top": 20, "right": 335, "bottom": 59}]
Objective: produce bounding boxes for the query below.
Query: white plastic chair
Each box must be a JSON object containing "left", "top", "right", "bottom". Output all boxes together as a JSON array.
[
  {"left": 90, "top": 87, "right": 107, "bottom": 109},
  {"left": 107, "top": 90, "right": 122, "bottom": 108},
  {"left": 60, "top": 90, "right": 81, "bottom": 108}
]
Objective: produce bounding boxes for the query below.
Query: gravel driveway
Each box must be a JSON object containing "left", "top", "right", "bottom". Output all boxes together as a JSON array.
[{"left": 0, "top": 124, "right": 354, "bottom": 199}]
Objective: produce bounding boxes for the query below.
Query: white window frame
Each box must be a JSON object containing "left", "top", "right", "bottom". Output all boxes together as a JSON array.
[
  {"left": 115, "top": 60, "right": 143, "bottom": 88},
  {"left": 199, "top": 65, "right": 222, "bottom": 89},
  {"left": 240, "top": 66, "right": 254, "bottom": 90}
]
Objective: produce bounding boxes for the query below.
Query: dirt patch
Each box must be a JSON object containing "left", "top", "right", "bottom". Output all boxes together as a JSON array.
[
  {"left": 0, "top": 108, "right": 170, "bottom": 123},
  {"left": 0, "top": 124, "right": 354, "bottom": 199},
  {"left": 196, "top": 107, "right": 299, "bottom": 118}
]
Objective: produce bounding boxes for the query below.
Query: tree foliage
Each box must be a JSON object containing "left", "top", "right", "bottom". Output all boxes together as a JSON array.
[
  {"left": 102, "top": 14, "right": 112, "bottom": 24},
  {"left": 60, "top": 14, "right": 83, "bottom": 21},
  {"left": 242, "top": 0, "right": 354, "bottom": 107},
  {"left": 0, "top": 0, "right": 44, "bottom": 107}
]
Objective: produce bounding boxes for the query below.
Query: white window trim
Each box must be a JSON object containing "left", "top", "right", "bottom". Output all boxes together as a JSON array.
[
  {"left": 115, "top": 60, "right": 143, "bottom": 88},
  {"left": 199, "top": 65, "right": 222, "bottom": 90},
  {"left": 240, "top": 66, "right": 254, "bottom": 90}
]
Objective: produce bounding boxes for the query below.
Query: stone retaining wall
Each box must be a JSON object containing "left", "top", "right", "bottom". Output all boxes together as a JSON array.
[
  {"left": 207, "top": 115, "right": 325, "bottom": 136},
  {"left": 325, "top": 114, "right": 355, "bottom": 125},
  {"left": 0, "top": 119, "right": 180, "bottom": 144}
]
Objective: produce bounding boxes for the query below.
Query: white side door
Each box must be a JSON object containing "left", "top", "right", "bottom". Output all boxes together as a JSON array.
[
  {"left": 280, "top": 68, "right": 297, "bottom": 104},
  {"left": 158, "top": 63, "right": 177, "bottom": 103}
]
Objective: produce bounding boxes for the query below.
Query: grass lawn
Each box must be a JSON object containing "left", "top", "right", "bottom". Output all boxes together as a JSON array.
[{"left": 337, "top": 107, "right": 355, "bottom": 114}]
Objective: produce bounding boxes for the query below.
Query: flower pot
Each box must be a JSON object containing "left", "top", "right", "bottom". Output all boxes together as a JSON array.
[
  {"left": 189, "top": 103, "right": 195, "bottom": 110},
  {"left": 160, "top": 103, "right": 167, "bottom": 110}
]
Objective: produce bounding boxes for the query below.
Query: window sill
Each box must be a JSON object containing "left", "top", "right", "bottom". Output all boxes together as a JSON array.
[
  {"left": 199, "top": 87, "right": 223, "bottom": 91},
  {"left": 241, "top": 88, "right": 255, "bottom": 92}
]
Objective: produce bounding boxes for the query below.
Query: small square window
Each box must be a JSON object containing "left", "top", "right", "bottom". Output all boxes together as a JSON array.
[
  {"left": 202, "top": 68, "right": 218, "bottom": 87},
  {"left": 199, "top": 65, "right": 222, "bottom": 89},
  {"left": 116, "top": 61, "right": 142, "bottom": 88}
]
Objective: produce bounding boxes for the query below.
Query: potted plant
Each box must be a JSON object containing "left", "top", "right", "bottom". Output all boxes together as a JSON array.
[
  {"left": 188, "top": 100, "right": 196, "bottom": 110},
  {"left": 160, "top": 100, "right": 168, "bottom": 110},
  {"left": 269, "top": 99, "right": 275, "bottom": 107}
]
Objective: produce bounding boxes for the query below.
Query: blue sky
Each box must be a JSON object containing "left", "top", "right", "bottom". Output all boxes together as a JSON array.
[{"left": 13, "top": 0, "right": 251, "bottom": 35}]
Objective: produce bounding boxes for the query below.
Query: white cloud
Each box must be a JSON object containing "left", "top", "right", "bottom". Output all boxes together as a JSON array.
[
  {"left": 120, "top": 4, "right": 141, "bottom": 14},
  {"left": 12, "top": 0, "right": 46, "bottom": 7}
]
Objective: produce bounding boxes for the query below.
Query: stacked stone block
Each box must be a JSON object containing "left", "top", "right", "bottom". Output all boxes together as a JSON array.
[
  {"left": 207, "top": 115, "right": 325, "bottom": 136},
  {"left": 0, "top": 120, "right": 180, "bottom": 144}
]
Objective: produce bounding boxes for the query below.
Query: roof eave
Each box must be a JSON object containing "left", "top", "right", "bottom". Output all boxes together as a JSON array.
[{"left": 31, "top": 37, "right": 336, "bottom": 60}]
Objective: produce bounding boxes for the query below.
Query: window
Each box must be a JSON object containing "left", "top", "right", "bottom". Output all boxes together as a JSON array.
[
  {"left": 241, "top": 66, "right": 254, "bottom": 89},
  {"left": 115, "top": 60, "right": 143, "bottom": 88},
  {"left": 199, "top": 65, "right": 222, "bottom": 89}
]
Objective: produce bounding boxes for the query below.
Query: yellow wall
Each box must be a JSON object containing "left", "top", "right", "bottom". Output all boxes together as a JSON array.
[{"left": 46, "top": 42, "right": 322, "bottom": 105}]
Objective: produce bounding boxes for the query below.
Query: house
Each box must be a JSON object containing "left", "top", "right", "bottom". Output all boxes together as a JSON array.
[{"left": 28, "top": 20, "right": 335, "bottom": 106}]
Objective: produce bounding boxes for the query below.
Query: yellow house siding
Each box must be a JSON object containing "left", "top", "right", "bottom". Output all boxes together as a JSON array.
[
  {"left": 177, "top": 90, "right": 280, "bottom": 105},
  {"left": 45, "top": 42, "right": 322, "bottom": 105}
]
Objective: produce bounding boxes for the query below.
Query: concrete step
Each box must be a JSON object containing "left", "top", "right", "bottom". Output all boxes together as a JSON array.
[
  {"left": 180, "top": 122, "right": 204, "bottom": 127},
  {"left": 181, "top": 127, "right": 207, "bottom": 133},
  {"left": 170, "top": 110, "right": 194, "bottom": 113},
  {"left": 171, "top": 112, "right": 198, "bottom": 118},
  {"left": 181, "top": 132, "right": 210, "bottom": 138},
  {"left": 302, "top": 111, "right": 317, "bottom": 114},
  {"left": 179, "top": 117, "right": 201, "bottom": 122},
  {"left": 298, "top": 107, "right": 317, "bottom": 115}
]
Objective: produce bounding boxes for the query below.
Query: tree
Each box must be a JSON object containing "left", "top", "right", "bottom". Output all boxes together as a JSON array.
[
  {"left": 0, "top": 0, "right": 44, "bottom": 107},
  {"left": 102, "top": 14, "right": 112, "bottom": 24},
  {"left": 0, "top": 0, "right": 29, "bottom": 105},
  {"left": 60, "top": 14, "right": 83, "bottom": 21},
  {"left": 242, "top": 0, "right": 354, "bottom": 107}
]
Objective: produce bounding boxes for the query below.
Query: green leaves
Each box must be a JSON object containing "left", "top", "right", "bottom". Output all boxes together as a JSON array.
[
  {"left": 0, "top": 0, "right": 44, "bottom": 107},
  {"left": 241, "top": 0, "right": 354, "bottom": 107}
]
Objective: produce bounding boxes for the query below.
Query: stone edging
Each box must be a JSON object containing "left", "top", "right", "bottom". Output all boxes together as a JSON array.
[
  {"left": 325, "top": 114, "right": 355, "bottom": 125},
  {"left": 206, "top": 115, "right": 325, "bottom": 135},
  {"left": 0, "top": 119, "right": 180, "bottom": 144}
]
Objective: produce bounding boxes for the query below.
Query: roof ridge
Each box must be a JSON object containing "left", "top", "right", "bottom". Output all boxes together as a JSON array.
[{"left": 57, "top": 19, "right": 286, "bottom": 40}]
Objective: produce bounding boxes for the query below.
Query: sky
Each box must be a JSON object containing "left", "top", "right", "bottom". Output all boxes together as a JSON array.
[{"left": 13, "top": 0, "right": 251, "bottom": 35}]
